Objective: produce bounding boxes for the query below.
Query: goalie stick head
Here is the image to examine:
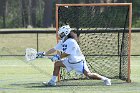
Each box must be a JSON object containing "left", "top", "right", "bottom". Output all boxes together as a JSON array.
[{"left": 25, "top": 48, "right": 37, "bottom": 61}]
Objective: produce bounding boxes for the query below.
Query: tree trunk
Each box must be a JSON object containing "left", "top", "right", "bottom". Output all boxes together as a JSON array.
[
  {"left": 21, "top": 0, "right": 28, "bottom": 27},
  {"left": 43, "top": 0, "right": 53, "bottom": 28},
  {"left": 0, "top": 0, "right": 7, "bottom": 28},
  {"left": 31, "top": 0, "right": 37, "bottom": 27},
  {"left": 0, "top": 0, "right": 4, "bottom": 16}
]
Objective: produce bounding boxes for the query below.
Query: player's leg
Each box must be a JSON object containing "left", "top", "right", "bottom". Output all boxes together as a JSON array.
[
  {"left": 83, "top": 68, "right": 111, "bottom": 86},
  {"left": 43, "top": 61, "right": 65, "bottom": 86},
  {"left": 73, "top": 61, "right": 111, "bottom": 86},
  {"left": 53, "top": 61, "right": 65, "bottom": 76},
  {"left": 74, "top": 61, "right": 111, "bottom": 86}
]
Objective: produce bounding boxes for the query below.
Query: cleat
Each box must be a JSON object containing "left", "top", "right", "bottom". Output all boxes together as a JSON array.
[
  {"left": 42, "top": 82, "right": 48, "bottom": 86},
  {"left": 43, "top": 80, "right": 56, "bottom": 86},
  {"left": 104, "top": 79, "right": 111, "bottom": 86}
]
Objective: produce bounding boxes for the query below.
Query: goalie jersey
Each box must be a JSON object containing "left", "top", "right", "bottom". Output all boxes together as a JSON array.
[{"left": 54, "top": 38, "right": 85, "bottom": 63}]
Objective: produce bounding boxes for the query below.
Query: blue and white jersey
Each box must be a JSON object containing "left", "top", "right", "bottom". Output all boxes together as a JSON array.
[{"left": 54, "top": 38, "right": 85, "bottom": 63}]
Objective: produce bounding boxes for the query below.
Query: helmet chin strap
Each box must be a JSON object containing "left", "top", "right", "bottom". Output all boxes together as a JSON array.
[{"left": 62, "top": 36, "right": 68, "bottom": 42}]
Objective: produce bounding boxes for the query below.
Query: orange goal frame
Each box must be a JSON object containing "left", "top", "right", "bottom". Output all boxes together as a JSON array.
[{"left": 55, "top": 3, "right": 132, "bottom": 82}]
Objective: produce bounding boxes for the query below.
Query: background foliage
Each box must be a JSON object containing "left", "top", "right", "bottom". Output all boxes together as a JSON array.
[{"left": 0, "top": 0, "right": 139, "bottom": 28}]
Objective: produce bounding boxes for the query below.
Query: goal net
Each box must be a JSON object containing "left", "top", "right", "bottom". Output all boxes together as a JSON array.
[{"left": 56, "top": 3, "right": 132, "bottom": 82}]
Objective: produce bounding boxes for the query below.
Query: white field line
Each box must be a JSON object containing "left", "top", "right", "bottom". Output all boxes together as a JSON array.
[
  {"left": 0, "top": 64, "right": 139, "bottom": 67},
  {"left": 0, "top": 65, "right": 52, "bottom": 67},
  {"left": 0, "top": 65, "right": 30, "bottom": 67}
]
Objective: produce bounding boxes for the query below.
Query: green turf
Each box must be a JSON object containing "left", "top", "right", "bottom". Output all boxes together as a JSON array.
[
  {"left": 0, "top": 56, "right": 140, "bottom": 93},
  {"left": 0, "top": 29, "right": 140, "bottom": 93}
]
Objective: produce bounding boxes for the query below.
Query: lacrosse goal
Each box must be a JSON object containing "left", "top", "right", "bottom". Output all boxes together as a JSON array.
[{"left": 56, "top": 3, "right": 132, "bottom": 82}]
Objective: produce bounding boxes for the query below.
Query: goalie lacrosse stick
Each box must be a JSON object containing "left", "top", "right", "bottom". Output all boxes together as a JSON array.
[
  {"left": 25, "top": 48, "right": 60, "bottom": 62},
  {"left": 25, "top": 48, "right": 52, "bottom": 62},
  {"left": 25, "top": 48, "right": 38, "bottom": 61}
]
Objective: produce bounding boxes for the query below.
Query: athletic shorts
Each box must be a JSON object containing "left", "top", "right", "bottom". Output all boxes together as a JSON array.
[{"left": 61, "top": 58, "right": 90, "bottom": 74}]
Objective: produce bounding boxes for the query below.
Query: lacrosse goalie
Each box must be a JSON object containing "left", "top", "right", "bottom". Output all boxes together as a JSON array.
[{"left": 37, "top": 25, "right": 111, "bottom": 86}]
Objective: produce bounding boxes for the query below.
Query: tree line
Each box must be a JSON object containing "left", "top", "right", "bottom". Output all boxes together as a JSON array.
[
  {"left": 0, "top": 0, "right": 55, "bottom": 28},
  {"left": 0, "top": 0, "right": 139, "bottom": 28}
]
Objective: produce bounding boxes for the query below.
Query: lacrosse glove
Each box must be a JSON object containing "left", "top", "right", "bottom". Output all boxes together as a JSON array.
[
  {"left": 36, "top": 52, "right": 45, "bottom": 58},
  {"left": 51, "top": 54, "right": 60, "bottom": 62}
]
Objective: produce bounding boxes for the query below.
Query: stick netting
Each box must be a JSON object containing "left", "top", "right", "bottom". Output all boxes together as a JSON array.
[{"left": 57, "top": 4, "right": 130, "bottom": 81}]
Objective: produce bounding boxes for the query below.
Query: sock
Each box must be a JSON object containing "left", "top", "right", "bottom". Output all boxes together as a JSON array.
[
  {"left": 51, "top": 76, "right": 57, "bottom": 82},
  {"left": 100, "top": 76, "right": 108, "bottom": 81}
]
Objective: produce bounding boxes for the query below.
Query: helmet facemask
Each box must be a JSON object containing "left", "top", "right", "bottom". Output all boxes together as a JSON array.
[{"left": 59, "top": 32, "right": 66, "bottom": 39}]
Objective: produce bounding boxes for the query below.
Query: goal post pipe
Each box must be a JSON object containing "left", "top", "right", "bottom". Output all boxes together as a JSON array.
[
  {"left": 127, "top": 3, "right": 132, "bottom": 83},
  {"left": 56, "top": 3, "right": 132, "bottom": 82},
  {"left": 56, "top": 3, "right": 132, "bottom": 7}
]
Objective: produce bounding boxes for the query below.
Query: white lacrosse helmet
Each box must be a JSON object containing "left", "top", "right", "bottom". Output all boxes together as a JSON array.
[{"left": 58, "top": 25, "right": 71, "bottom": 39}]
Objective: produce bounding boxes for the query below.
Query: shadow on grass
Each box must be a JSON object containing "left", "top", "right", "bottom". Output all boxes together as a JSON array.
[{"left": 9, "top": 79, "right": 130, "bottom": 89}]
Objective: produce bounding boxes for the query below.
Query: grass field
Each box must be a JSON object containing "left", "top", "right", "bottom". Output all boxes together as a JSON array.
[
  {"left": 0, "top": 29, "right": 140, "bottom": 93},
  {"left": 0, "top": 56, "right": 140, "bottom": 93}
]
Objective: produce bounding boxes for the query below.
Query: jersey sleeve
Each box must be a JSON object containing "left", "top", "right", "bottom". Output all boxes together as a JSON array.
[{"left": 54, "top": 40, "right": 63, "bottom": 51}]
